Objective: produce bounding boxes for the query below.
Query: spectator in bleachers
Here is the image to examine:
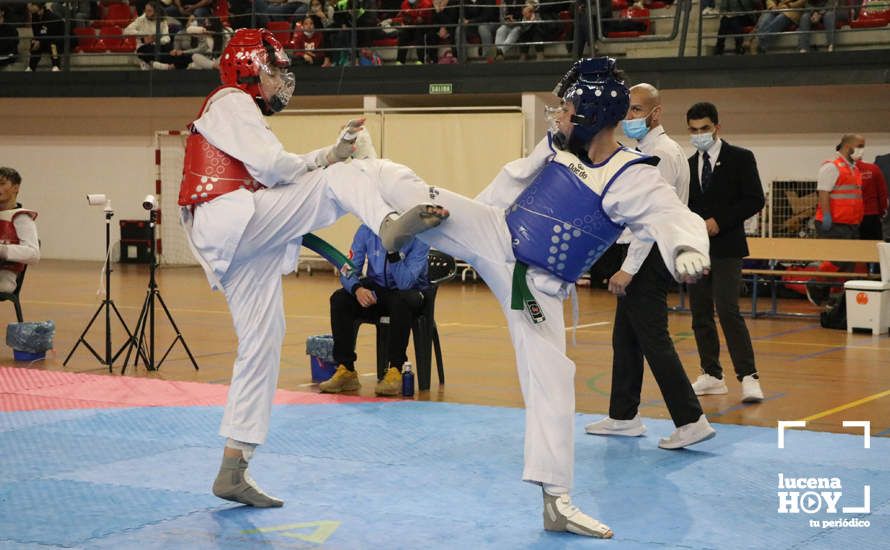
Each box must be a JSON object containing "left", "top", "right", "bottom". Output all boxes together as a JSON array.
[
  {"left": 713, "top": 0, "right": 758, "bottom": 55},
  {"left": 328, "top": 0, "right": 379, "bottom": 64},
  {"left": 165, "top": 0, "right": 214, "bottom": 23},
  {"left": 395, "top": 0, "right": 433, "bottom": 64},
  {"left": 292, "top": 15, "right": 329, "bottom": 64},
  {"left": 797, "top": 0, "right": 848, "bottom": 52},
  {"left": 572, "top": 0, "right": 612, "bottom": 57},
  {"left": 494, "top": 0, "right": 526, "bottom": 58},
  {"left": 153, "top": 15, "right": 215, "bottom": 68},
  {"left": 308, "top": 0, "right": 333, "bottom": 27},
  {"left": 851, "top": 136, "right": 889, "bottom": 241},
  {"left": 357, "top": 45, "right": 382, "bottom": 64},
  {"left": 188, "top": 16, "right": 232, "bottom": 68},
  {"left": 460, "top": 0, "right": 498, "bottom": 62},
  {"left": 747, "top": 0, "right": 805, "bottom": 54},
  {"left": 0, "top": 7, "right": 18, "bottom": 70},
  {"left": 431, "top": 0, "right": 458, "bottom": 62},
  {"left": 229, "top": 0, "right": 271, "bottom": 29},
  {"left": 124, "top": 1, "right": 173, "bottom": 70},
  {"left": 26, "top": 2, "right": 64, "bottom": 71},
  {"left": 516, "top": 0, "right": 554, "bottom": 61},
  {"left": 267, "top": 0, "right": 310, "bottom": 21}
]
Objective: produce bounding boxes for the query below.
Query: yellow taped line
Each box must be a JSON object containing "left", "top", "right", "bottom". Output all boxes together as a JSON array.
[
  {"left": 242, "top": 521, "right": 340, "bottom": 544},
  {"left": 800, "top": 388, "right": 890, "bottom": 422}
]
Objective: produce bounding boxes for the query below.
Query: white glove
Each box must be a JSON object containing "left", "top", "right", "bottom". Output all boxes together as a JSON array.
[
  {"left": 675, "top": 249, "right": 710, "bottom": 281},
  {"left": 322, "top": 118, "right": 364, "bottom": 166}
]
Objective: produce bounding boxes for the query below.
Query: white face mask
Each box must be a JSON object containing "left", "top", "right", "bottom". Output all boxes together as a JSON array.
[
  {"left": 851, "top": 147, "right": 865, "bottom": 161},
  {"left": 691, "top": 132, "right": 715, "bottom": 152}
]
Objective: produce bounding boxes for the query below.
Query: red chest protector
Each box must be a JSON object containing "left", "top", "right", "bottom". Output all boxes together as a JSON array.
[
  {"left": 0, "top": 207, "right": 38, "bottom": 273},
  {"left": 178, "top": 86, "right": 265, "bottom": 207}
]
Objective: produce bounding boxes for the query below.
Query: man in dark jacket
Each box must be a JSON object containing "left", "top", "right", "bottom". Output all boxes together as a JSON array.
[
  {"left": 685, "top": 101, "right": 765, "bottom": 404},
  {"left": 27, "top": 2, "right": 64, "bottom": 71}
]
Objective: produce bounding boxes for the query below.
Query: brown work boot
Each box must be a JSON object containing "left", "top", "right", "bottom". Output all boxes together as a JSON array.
[
  {"left": 374, "top": 366, "right": 402, "bottom": 397},
  {"left": 318, "top": 365, "right": 361, "bottom": 393}
]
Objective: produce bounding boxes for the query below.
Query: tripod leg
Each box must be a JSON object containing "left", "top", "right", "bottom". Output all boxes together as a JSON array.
[
  {"left": 63, "top": 302, "right": 106, "bottom": 365},
  {"left": 119, "top": 292, "right": 151, "bottom": 374},
  {"left": 155, "top": 292, "right": 200, "bottom": 370}
]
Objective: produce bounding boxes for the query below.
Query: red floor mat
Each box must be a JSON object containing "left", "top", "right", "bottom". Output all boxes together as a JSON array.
[{"left": 0, "top": 366, "right": 378, "bottom": 412}]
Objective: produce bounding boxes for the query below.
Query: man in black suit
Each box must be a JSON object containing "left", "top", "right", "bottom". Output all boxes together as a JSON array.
[{"left": 685, "top": 102, "right": 765, "bottom": 404}]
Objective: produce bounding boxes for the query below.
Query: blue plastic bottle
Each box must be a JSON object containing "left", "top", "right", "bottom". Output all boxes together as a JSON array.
[{"left": 401, "top": 362, "right": 415, "bottom": 397}]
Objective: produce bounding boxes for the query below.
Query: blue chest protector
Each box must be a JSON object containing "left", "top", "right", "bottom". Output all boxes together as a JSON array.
[{"left": 506, "top": 140, "right": 658, "bottom": 284}]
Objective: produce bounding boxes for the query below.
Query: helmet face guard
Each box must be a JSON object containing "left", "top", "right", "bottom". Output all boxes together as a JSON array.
[
  {"left": 552, "top": 57, "right": 629, "bottom": 155},
  {"left": 219, "top": 28, "right": 294, "bottom": 115}
]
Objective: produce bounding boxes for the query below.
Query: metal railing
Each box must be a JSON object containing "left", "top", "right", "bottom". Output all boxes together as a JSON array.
[{"left": 0, "top": 0, "right": 887, "bottom": 72}]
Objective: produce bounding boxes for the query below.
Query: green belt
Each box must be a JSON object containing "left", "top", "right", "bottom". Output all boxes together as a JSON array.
[
  {"left": 511, "top": 261, "right": 545, "bottom": 324},
  {"left": 301, "top": 232, "right": 358, "bottom": 279}
]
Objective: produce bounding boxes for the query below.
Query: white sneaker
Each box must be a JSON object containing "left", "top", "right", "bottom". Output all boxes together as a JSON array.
[
  {"left": 138, "top": 60, "right": 150, "bottom": 70},
  {"left": 51, "top": 66, "right": 61, "bottom": 72},
  {"left": 24, "top": 67, "right": 32, "bottom": 72},
  {"left": 658, "top": 415, "right": 716, "bottom": 450},
  {"left": 691, "top": 373, "right": 728, "bottom": 395},
  {"left": 542, "top": 491, "right": 613, "bottom": 538},
  {"left": 151, "top": 61, "right": 172, "bottom": 70},
  {"left": 585, "top": 414, "right": 646, "bottom": 437},
  {"left": 741, "top": 374, "right": 764, "bottom": 403}
]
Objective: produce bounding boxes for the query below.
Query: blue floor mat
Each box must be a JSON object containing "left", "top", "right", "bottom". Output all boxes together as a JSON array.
[{"left": 0, "top": 402, "right": 886, "bottom": 549}]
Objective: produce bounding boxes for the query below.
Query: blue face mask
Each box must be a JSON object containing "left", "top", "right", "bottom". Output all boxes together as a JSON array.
[
  {"left": 622, "top": 118, "right": 649, "bottom": 140},
  {"left": 691, "top": 132, "right": 715, "bottom": 152}
]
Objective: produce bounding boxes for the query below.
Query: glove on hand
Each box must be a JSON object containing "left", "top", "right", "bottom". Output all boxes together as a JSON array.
[
  {"left": 323, "top": 118, "right": 365, "bottom": 166},
  {"left": 675, "top": 250, "right": 710, "bottom": 282}
]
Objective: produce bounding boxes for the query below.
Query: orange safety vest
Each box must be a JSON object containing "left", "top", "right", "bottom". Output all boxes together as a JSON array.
[
  {"left": 178, "top": 86, "right": 264, "bottom": 207},
  {"left": 815, "top": 157, "right": 863, "bottom": 225}
]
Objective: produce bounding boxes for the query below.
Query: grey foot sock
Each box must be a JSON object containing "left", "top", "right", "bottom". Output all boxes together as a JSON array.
[
  {"left": 212, "top": 455, "right": 284, "bottom": 508},
  {"left": 379, "top": 204, "right": 449, "bottom": 252}
]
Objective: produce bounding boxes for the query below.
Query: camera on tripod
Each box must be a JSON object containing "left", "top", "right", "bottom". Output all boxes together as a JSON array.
[
  {"left": 66, "top": 192, "right": 197, "bottom": 373},
  {"left": 142, "top": 195, "right": 157, "bottom": 211}
]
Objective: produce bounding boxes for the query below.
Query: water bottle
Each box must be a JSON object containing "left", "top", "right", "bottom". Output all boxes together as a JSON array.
[{"left": 401, "top": 362, "right": 415, "bottom": 397}]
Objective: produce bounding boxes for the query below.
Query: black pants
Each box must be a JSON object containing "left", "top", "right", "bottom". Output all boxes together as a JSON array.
[
  {"left": 859, "top": 214, "right": 883, "bottom": 240},
  {"left": 610, "top": 245, "right": 703, "bottom": 427},
  {"left": 136, "top": 42, "right": 173, "bottom": 64},
  {"left": 29, "top": 37, "right": 63, "bottom": 70},
  {"left": 714, "top": 15, "right": 754, "bottom": 55},
  {"left": 330, "top": 282, "right": 424, "bottom": 371},
  {"left": 687, "top": 256, "right": 757, "bottom": 381},
  {"left": 397, "top": 27, "right": 433, "bottom": 63}
]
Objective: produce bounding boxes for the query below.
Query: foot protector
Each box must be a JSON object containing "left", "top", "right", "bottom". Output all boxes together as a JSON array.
[
  {"left": 543, "top": 491, "right": 613, "bottom": 538},
  {"left": 379, "top": 204, "right": 449, "bottom": 252},
  {"left": 212, "top": 455, "right": 284, "bottom": 508}
]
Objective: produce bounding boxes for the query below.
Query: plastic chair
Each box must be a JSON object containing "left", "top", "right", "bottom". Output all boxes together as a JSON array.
[
  {"left": 74, "top": 27, "right": 107, "bottom": 53},
  {"left": 605, "top": 6, "right": 651, "bottom": 38},
  {"left": 849, "top": 1, "right": 890, "bottom": 28},
  {"left": 353, "top": 250, "right": 457, "bottom": 391},
  {"left": 266, "top": 21, "right": 293, "bottom": 47},
  {"left": 0, "top": 266, "right": 28, "bottom": 323},
  {"left": 100, "top": 25, "right": 136, "bottom": 52},
  {"left": 103, "top": 3, "right": 134, "bottom": 26}
]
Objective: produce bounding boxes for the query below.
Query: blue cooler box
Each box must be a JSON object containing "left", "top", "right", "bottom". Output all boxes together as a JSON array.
[{"left": 306, "top": 334, "right": 337, "bottom": 382}]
